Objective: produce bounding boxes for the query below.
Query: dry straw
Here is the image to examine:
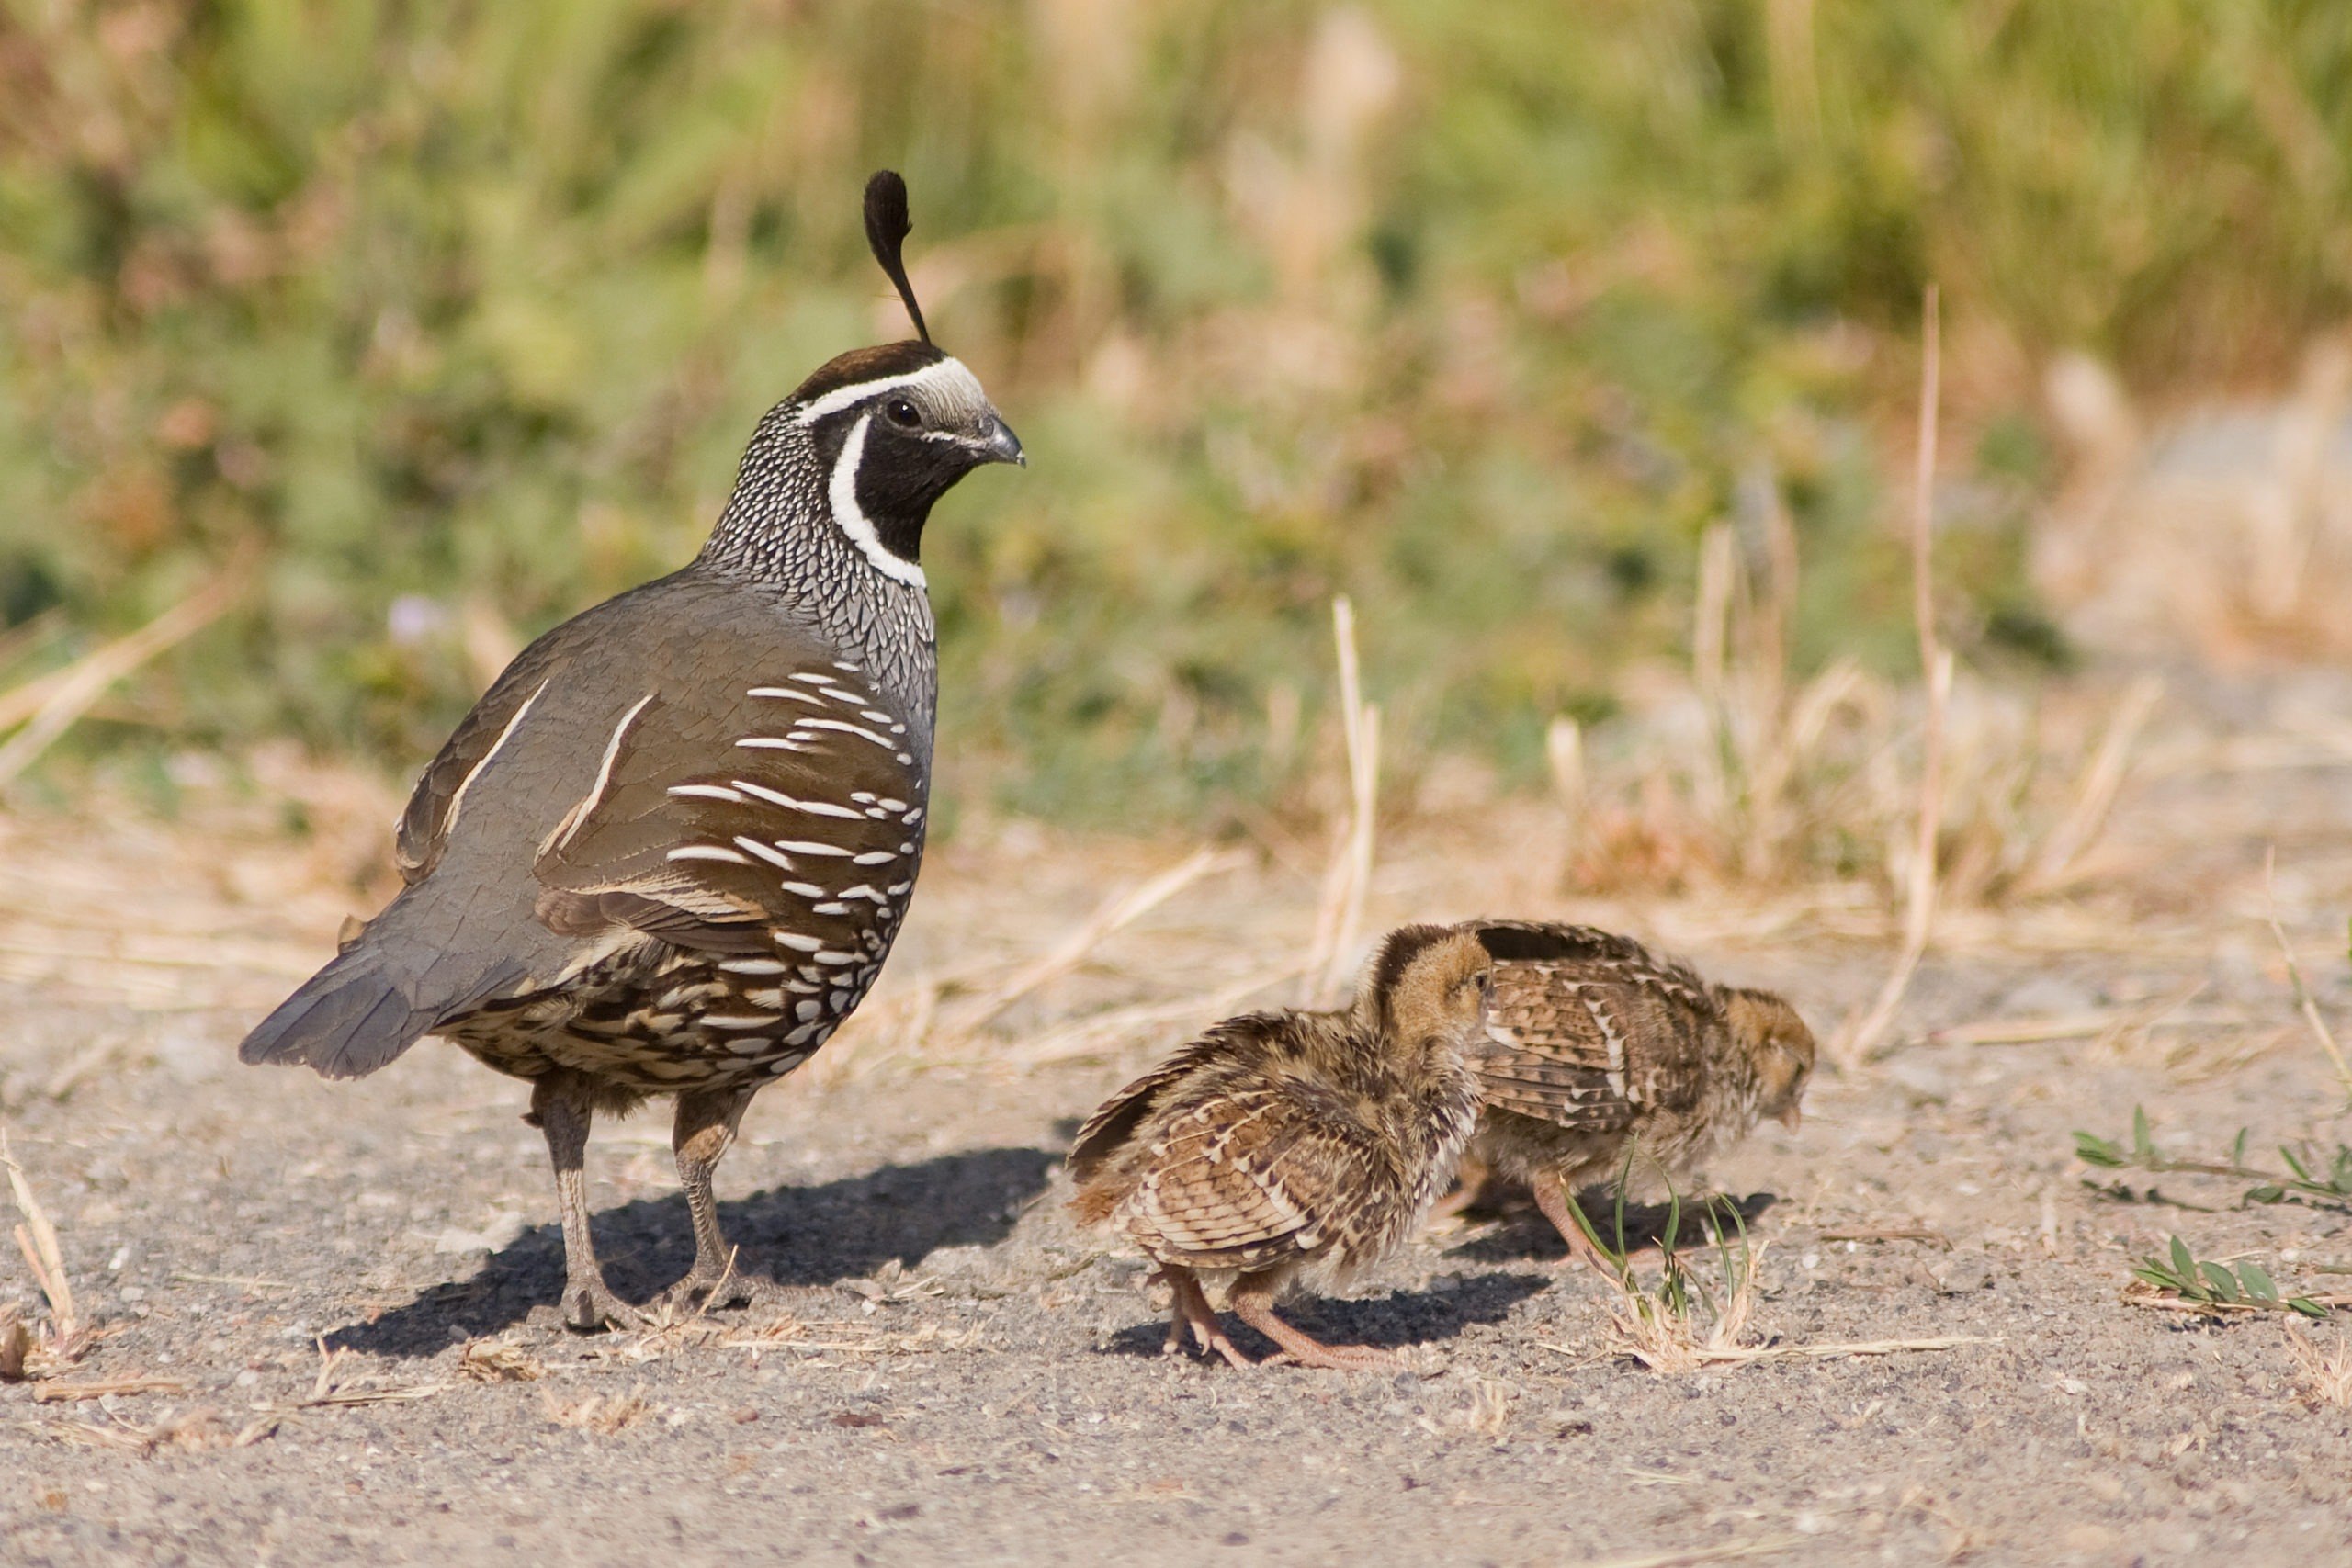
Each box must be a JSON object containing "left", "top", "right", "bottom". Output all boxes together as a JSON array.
[
  {"left": 1840, "top": 285, "right": 1947, "bottom": 1063},
  {"left": 2, "top": 1131, "right": 86, "bottom": 1376},
  {"left": 944, "top": 846, "right": 1243, "bottom": 1038},
  {"left": 2283, "top": 1319, "right": 2352, "bottom": 1409},
  {"left": 0, "top": 553, "right": 250, "bottom": 790},
  {"left": 1306, "top": 595, "right": 1380, "bottom": 1007},
  {"left": 2261, "top": 845, "right": 2352, "bottom": 1103}
]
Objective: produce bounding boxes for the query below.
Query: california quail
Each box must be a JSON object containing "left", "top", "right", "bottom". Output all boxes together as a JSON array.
[
  {"left": 240, "top": 173, "right": 1023, "bottom": 1330},
  {"left": 1459, "top": 921, "right": 1814, "bottom": 1265},
  {"left": 1069, "top": 924, "right": 1489, "bottom": 1370}
]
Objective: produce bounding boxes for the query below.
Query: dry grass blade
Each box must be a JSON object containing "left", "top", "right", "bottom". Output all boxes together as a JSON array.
[
  {"left": 0, "top": 557, "right": 251, "bottom": 789},
  {"left": 38, "top": 1038, "right": 127, "bottom": 1104},
  {"left": 543, "top": 1384, "right": 651, "bottom": 1435},
  {"left": 944, "top": 847, "right": 1242, "bottom": 1036},
  {"left": 1935, "top": 984, "right": 2220, "bottom": 1049},
  {"left": 1000, "top": 956, "right": 1310, "bottom": 1066},
  {"left": 3, "top": 1131, "right": 83, "bottom": 1368},
  {"left": 28, "top": 1376, "right": 192, "bottom": 1403},
  {"left": 1839, "top": 285, "right": 1945, "bottom": 1064},
  {"left": 170, "top": 1270, "right": 299, "bottom": 1291},
  {"left": 2282, "top": 1319, "right": 2352, "bottom": 1408},
  {"left": 1307, "top": 594, "right": 1381, "bottom": 1006},
  {"left": 1561, "top": 1537, "right": 1806, "bottom": 1568},
  {"left": 2014, "top": 673, "right": 2163, "bottom": 897},
  {"left": 458, "top": 1340, "right": 546, "bottom": 1383},
  {"left": 1545, "top": 715, "right": 1585, "bottom": 862},
  {"left": 251, "top": 1337, "right": 447, "bottom": 1411},
  {"left": 2260, "top": 846, "right": 2352, "bottom": 1102},
  {"left": 1682, "top": 1336, "right": 1986, "bottom": 1365},
  {"left": 51, "top": 1405, "right": 279, "bottom": 1455},
  {"left": 0, "top": 669, "right": 70, "bottom": 737},
  {"left": 1818, "top": 1228, "right": 1952, "bottom": 1249},
  {"left": 258, "top": 1382, "right": 448, "bottom": 1411},
  {"left": 0, "top": 606, "right": 64, "bottom": 700},
  {"left": 1936, "top": 1010, "right": 2130, "bottom": 1046},
  {"left": 1416, "top": 1378, "right": 1520, "bottom": 1439},
  {"left": 1692, "top": 523, "right": 1735, "bottom": 721}
]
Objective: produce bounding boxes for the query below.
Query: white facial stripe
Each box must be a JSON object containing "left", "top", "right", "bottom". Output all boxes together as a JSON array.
[
  {"left": 794, "top": 356, "right": 981, "bottom": 427},
  {"left": 826, "top": 412, "right": 929, "bottom": 589}
]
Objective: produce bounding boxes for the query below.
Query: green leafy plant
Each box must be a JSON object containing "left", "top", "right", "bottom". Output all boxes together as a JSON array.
[
  {"left": 2130, "top": 1235, "right": 2329, "bottom": 1319},
  {"left": 2075, "top": 1105, "right": 2352, "bottom": 1214}
]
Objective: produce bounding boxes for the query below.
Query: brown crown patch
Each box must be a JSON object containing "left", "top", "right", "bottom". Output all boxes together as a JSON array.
[{"left": 788, "top": 340, "right": 945, "bottom": 408}]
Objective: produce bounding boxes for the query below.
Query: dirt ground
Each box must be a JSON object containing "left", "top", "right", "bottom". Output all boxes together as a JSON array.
[{"left": 6, "top": 671, "right": 2352, "bottom": 1567}]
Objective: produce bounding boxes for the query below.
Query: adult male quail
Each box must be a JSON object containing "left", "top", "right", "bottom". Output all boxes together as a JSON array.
[
  {"left": 1069, "top": 924, "right": 1489, "bottom": 1370},
  {"left": 1458, "top": 921, "right": 1814, "bottom": 1265},
  {"left": 240, "top": 173, "right": 1023, "bottom": 1330}
]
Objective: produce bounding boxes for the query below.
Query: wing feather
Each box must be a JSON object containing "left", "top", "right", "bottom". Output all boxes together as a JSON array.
[
  {"left": 1470, "top": 925, "right": 1727, "bottom": 1131},
  {"left": 530, "top": 638, "right": 922, "bottom": 958}
]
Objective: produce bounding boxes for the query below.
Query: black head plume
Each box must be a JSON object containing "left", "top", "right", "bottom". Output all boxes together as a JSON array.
[{"left": 863, "top": 169, "right": 930, "bottom": 346}]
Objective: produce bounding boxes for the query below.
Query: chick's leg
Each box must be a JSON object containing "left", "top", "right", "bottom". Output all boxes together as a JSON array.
[
  {"left": 1426, "top": 1150, "right": 1493, "bottom": 1223},
  {"left": 1156, "top": 1267, "right": 1252, "bottom": 1368},
  {"left": 1228, "top": 1269, "right": 1400, "bottom": 1371},
  {"left": 528, "top": 1073, "right": 646, "bottom": 1332},
  {"left": 1531, "top": 1170, "right": 1618, "bottom": 1277}
]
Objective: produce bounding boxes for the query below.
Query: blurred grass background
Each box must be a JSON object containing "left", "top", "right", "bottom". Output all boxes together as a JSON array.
[{"left": 2, "top": 0, "right": 2347, "bottom": 827}]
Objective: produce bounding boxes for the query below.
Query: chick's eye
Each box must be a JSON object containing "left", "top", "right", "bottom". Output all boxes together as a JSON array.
[{"left": 884, "top": 397, "right": 922, "bottom": 428}]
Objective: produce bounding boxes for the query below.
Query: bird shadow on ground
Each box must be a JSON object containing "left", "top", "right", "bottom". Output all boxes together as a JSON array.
[
  {"left": 330, "top": 1145, "right": 1056, "bottom": 1358},
  {"left": 1097, "top": 1271, "right": 1551, "bottom": 1362},
  {"left": 1443, "top": 1189, "right": 1781, "bottom": 1265}
]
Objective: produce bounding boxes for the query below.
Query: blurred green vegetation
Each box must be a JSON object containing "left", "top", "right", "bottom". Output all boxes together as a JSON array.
[{"left": 3, "top": 1, "right": 2347, "bottom": 823}]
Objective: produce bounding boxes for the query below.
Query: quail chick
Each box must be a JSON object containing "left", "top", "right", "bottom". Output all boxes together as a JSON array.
[
  {"left": 1462, "top": 921, "right": 1814, "bottom": 1265},
  {"left": 1069, "top": 924, "right": 1489, "bottom": 1369}
]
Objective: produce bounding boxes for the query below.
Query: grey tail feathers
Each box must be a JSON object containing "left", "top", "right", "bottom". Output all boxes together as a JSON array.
[{"left": 237, "top": 944, "right": 441, "bottom": 1080}]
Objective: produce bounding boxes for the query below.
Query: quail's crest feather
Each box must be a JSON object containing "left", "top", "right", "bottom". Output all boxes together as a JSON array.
[{"left": 863, "top": 169, "right": 929, "bottom": 345}]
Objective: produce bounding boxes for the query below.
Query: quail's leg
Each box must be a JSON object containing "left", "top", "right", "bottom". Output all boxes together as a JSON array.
[
  {"left": 1155, "top": 1267, "right": 1252, "bottom": 1369},
  {"left": 529, "top": 1074, "right": 647, "bottom": 1332},
  {"left": 1227, "top": 1269, "right": 1400, "bottom": 1371},
  {"left": 1531, "top": 1171, "right": 1618, "bottom": 1277},
  {"left": 657, "top": 1085, "right": 763, "bottom": 1312},
  {"left": 1427, "top": 1151, "right": 1493, "bottom": 1223}
]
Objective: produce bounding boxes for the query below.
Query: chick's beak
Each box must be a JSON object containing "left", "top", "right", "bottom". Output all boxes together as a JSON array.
[
  {"left": 974, "top": 411, "right": 1025, "bottom": 468},
  {"left": 1777, "top": 1104, "right": 1803, "bottom": 1132}
]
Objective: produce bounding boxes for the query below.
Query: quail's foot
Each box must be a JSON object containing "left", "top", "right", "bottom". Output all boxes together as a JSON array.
[
  {"left": 1157, "top": 1269, "right": 1253, "bottom": 1370},
  {"left": 1531, "top": 1176, "right": 1624, "bottom": 1279},
  {"left": 651, "top": 1265, "right": 784, "bottom": 1319},
  {"left": 558, "top": 1275, "right": 650, "bottom": 1334},
  {"left": 1230, "top": 1286, "right": 1400, "bottom": 1371},
  {"left": 1425, "top": 1153, "right": 1495, "bottom": 1224}
]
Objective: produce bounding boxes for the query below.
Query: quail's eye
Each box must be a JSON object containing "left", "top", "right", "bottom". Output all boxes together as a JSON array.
[{"left": 884, "top": 397, "right": 922, "bottom": 428}]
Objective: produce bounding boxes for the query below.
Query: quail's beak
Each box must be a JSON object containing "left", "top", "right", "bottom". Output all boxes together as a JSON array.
[
  {"left": 1777, "top": 1104, "right": 1803, "bottom": 1132},
  {"left": 972, "top": 411, "right": 1025, "bottom": 468}
]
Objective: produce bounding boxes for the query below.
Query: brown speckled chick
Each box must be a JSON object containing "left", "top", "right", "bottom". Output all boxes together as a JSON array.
[
  {"left": 1069, "top": 924, "right": 1490, "bottom": 1369},
  {"left": 1463, "top": 921, "right": 1814, "bottom": 1264}
]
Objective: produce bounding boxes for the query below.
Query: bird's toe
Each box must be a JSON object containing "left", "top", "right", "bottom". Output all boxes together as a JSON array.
[
  {"left": 559, "top": 1280, "right": 650, "bottom": 1334},
  {"left": 653, "top": 1268, "right": 775, "bottom": 1318}
]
